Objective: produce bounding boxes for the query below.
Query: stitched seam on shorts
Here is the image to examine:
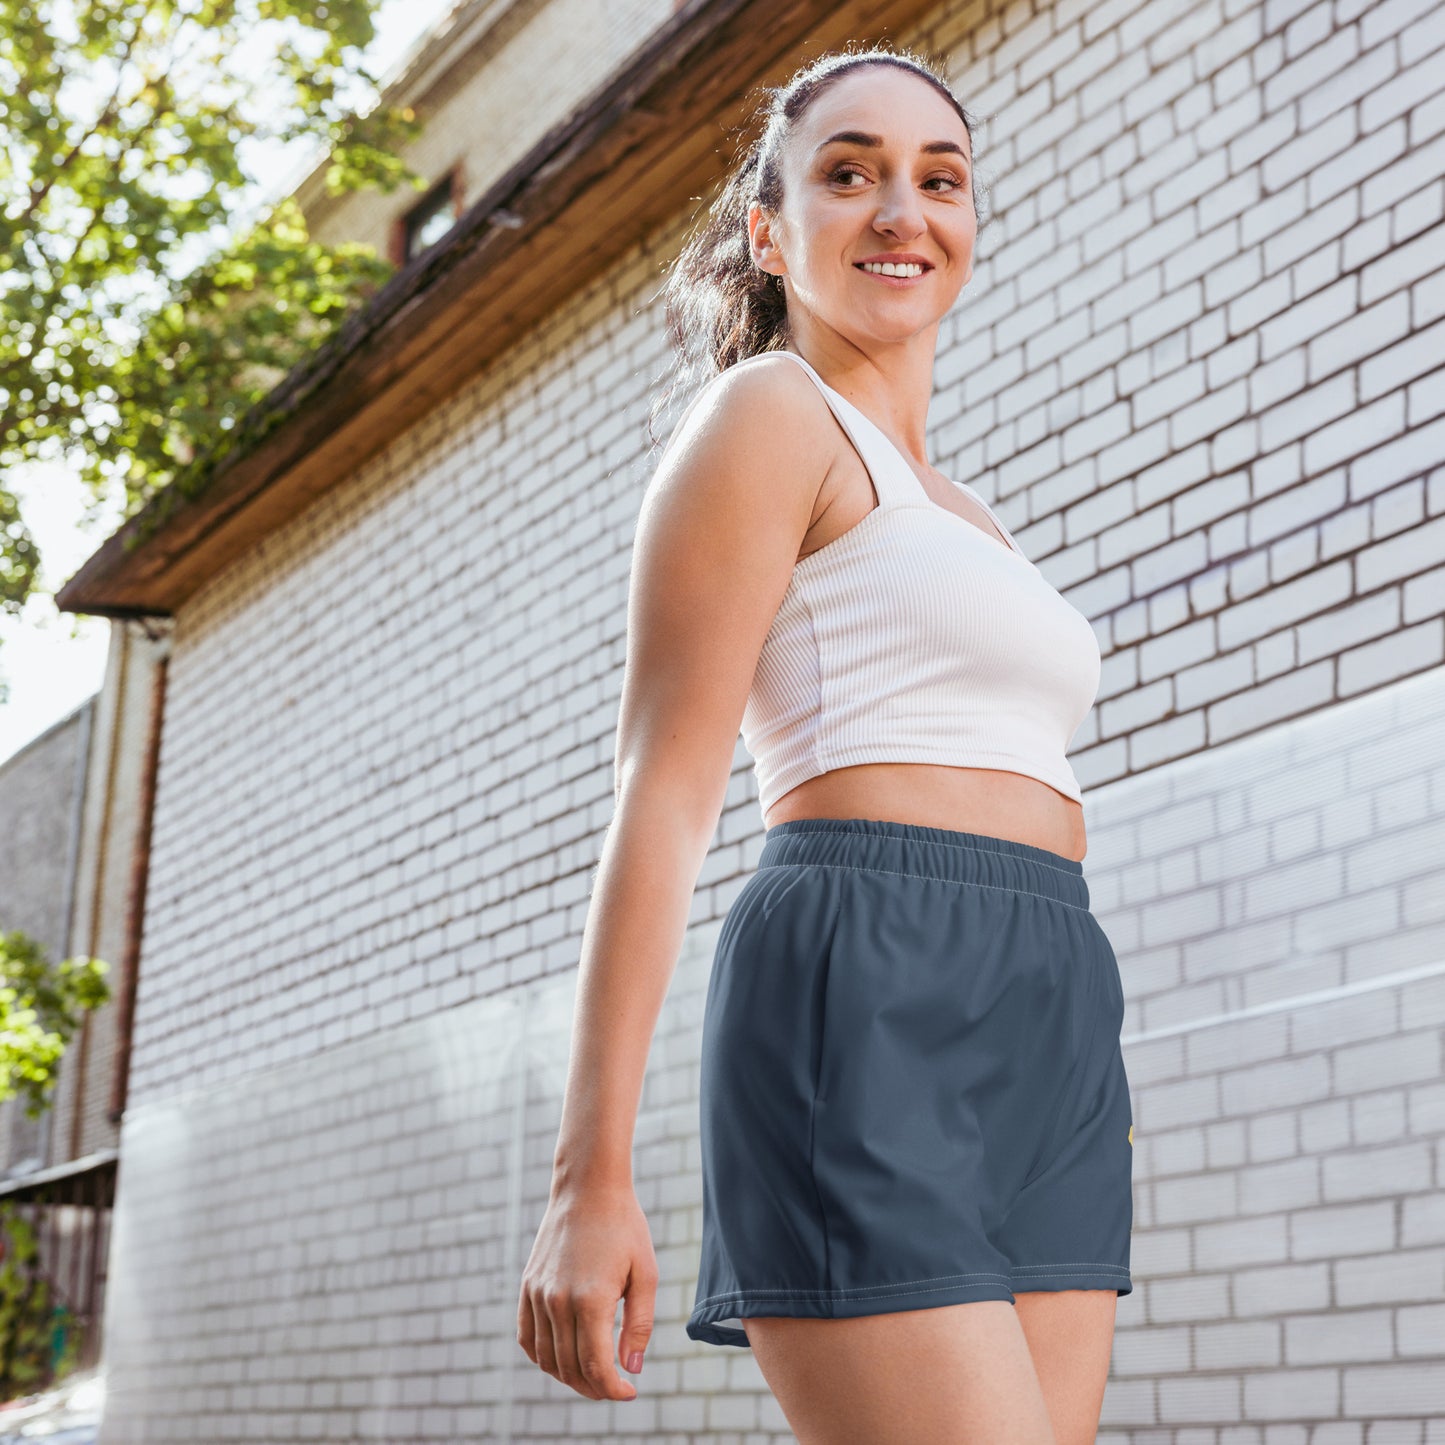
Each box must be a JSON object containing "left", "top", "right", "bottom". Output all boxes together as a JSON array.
[
  {"left": 806, "top": 886, "right": 844, "bottom": 1300},
  {"left": 1009, "top": 1262, "right": 1131, "bottom": 1275},
  {"left": 756, "top": 860, "right": 1090, "bottom": 913},
  {"left": 767, "top": 828, "right": 1084, "bottom": 882},
  {"left": 1010, "top": 1271, "right": 1132, "bottom": 1283},
  {"left": 693, "top": 1270, "right": 1015, "bottom": 1309}
]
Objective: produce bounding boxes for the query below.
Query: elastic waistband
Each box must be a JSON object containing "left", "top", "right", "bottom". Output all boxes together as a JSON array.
[{"left": 759, "top": 816, "right": 1090, "bottom": 910}]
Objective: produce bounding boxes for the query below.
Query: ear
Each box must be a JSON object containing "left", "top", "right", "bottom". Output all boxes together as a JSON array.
[{"left": 748, "top": 201, "right": 786, "bottom": 281}]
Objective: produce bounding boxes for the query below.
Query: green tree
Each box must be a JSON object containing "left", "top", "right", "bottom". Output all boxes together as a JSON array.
[
  {"left": 0, "top": 929, "right": 110, "bottom": 1120},
  {"left": 0, "top": 0, "right": 426, "bottom": 628},
  {"left": 0, "top": 1202, "right": 81, "bottom": 1395},
  {"left": 0, "top": 926, "right": 109, "bottom": 1391}
]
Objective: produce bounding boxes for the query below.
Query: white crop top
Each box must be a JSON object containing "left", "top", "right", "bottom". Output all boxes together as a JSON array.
[{"left": 738, "top": 348, "right": 1102, "bottom": 813}]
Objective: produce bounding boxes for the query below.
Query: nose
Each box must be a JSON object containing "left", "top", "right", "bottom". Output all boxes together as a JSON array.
[{"left": 871, "top": 178, "right": 927, "bottom": 241}]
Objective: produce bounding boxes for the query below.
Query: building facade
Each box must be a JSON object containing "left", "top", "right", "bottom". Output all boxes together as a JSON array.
[
  {"left": 55, "top": 0, "right": 1445, "bottom": 1437},
  {"left": 0, "top": 616, "right": 172, "bottom": 1378}
]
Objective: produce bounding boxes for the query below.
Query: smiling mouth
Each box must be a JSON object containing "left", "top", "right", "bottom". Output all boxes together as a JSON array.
[{"left": 854, "top": 262, "right": 933, "bottom": 278}]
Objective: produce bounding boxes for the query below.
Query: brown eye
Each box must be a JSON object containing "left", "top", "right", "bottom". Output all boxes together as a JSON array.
[{"left": 827, "top": 164, "right": 965, "bottom": 194}]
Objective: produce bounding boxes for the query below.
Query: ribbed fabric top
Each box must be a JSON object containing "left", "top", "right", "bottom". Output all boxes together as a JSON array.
[{"left": 739, "top": 348, "right": 1102, "bottom": 813}]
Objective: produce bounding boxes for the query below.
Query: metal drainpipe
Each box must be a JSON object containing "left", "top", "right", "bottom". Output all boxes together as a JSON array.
[
  {"left": 106, "top": 623, "right": 170, "bottom": 1127},
  {"left": 67, "top": 620, "right": 133, "bottom": 1160},
  {"left": 39, "top": 691, "right": 96, "bottom": 1172}
]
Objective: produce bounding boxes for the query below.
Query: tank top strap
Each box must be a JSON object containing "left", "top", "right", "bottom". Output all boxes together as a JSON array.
[{"left": 772, "top": 350, "right": 928, "bottom": 510}]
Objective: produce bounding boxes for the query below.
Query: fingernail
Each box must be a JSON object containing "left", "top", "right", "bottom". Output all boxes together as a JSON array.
[{"left": 626, "top": 1350, "right": 644, "bottom": 1373}]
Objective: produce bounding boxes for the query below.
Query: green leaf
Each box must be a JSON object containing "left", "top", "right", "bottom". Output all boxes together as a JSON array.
[{"left": 0, "top": 0, "right": 424, "bottom": 628}]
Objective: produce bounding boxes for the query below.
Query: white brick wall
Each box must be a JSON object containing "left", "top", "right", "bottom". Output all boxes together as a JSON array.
[
  {"left": 1096, "top": 668, "right": 1445, "bottom": 1436},
  {"left": 932, "top": 0, "right": 1445, "bottom": 793},
  {"left": 102, "top": 850, "right": 738, "bottom": 1444},
  {"left": 102, "top": 0, "right": 1445, "bottom": 1436}
]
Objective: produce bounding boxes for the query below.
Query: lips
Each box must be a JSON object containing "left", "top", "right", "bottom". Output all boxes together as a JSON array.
[
  {"left": 854, "top": 256, "right": 934, "bottom": 270},
  {"left": 854, "top": 259, "right": 933, "bottom": 284}
]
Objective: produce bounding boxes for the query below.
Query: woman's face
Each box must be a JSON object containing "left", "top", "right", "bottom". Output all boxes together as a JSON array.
[{"left": 751, "top": 66, "right": 977, "bottom": 346}]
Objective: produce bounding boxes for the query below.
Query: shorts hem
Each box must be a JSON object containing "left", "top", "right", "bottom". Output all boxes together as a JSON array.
[
  {"left": 685, "top": 1264, "right": 1133, "bottom": 1346},
  {"left": 685, "top": 1275, "right": 1017, "bottom": 1349},
  {"left": 1009, "top": 1262, "right": 1132, "bottom": 1297}
]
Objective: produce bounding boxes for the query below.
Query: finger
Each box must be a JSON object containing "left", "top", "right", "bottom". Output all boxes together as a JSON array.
[
  {"left": 532, "top": 1291, "right": 564, "bottom": 1387},
  {"left": 549, "top": 1296, "right": 603, "bottom": 1400},
  {"left": 517, "top": 1282, "right": 538, "bottom": 1364},
  {"left": 618, "top": 1267, "right": 656, "bottom": 1377},
  {"left": 576, "top": 1301, "right": 637, "bottom": 1401}
]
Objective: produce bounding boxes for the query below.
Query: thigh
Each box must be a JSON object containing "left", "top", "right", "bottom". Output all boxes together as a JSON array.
[
  {"left": 742, "top": 1300, "right": 1057, "bottom": 1445},
  {"left": 1015, "top": 1289, "right": 1117, "bottom": 1445}
]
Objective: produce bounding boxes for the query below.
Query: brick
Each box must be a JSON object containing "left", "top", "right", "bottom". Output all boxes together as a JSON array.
[
  {"left": 1292, "top": 1202, "right": 1397, "bottom": 1259},
  {"left": 1195, "top": 1213, "right": 1290, "bottom": 1269},
  {"left": 1397, "top": 1301, "right": 1445, "bottom": 1357},
  {"left": 1147, "top": 1272, "right": 1233, "bottom": 1323},
  {"left": 1370, "top": 122, "right": 1439, "bottom": 223},
  {"left": 1211, "top": 660, "right": 1339, "bottom": 743},
  {"left": 1334, "top": 1248, "right": 1445, "bottom": 1307},
  {"left": 1234, "top": 1261, "right": 1332, "bottom": 1316},
  {"left": 1344, "top": 1362, "right": 1445, "bottom": 1415},
  {"left": 1195, "top": 1319, "right": 1283, "bottom": 1370},
  {"left": 1334, "top": 1031, "right": 1442, "bottom": 1094},
  {"left": 1131, "top": 710, "right": 1212, "bottom": 769},
  {"left": 1286, "top": 1308, "right": 1395, "bottom": 1363},
  {"left": 1322, "top": 1143, "right": 1433, "bottom": 1202},
  {"left": 1111, "top": 1323, "right": 1191, "bottom": 1375},
  {"left": 1290, "top": 989, "right": 1398, "bottom": 1053},
  {"left": 1239, "top": 1158, "right": 1322, "bottom": 1215},
  {"left": 1170, "top": 646, "right": 1252, "bottom": 714},
  {"left": 1402, "top": 1193, "right": 1445, "bottom": 1247},
  {"left": 1158, "top": 1371, "right": 1245, "bottom": 1422},
  {"left": 1250, "top": 1109, "right": 1302, "bottom": 1162},
  {"left": 1150, "top": 1124, "right": 1208, "bottom": 1177},
  {"left": 1242, "top": 1366, "right": 1341, "bottom": 1419},
  {"left": 1155, "top": 1171, "right": 1240, "bottom": 1226},
  {"left": 1219, "top": 562, "right": 1354, "bottom": 651}
]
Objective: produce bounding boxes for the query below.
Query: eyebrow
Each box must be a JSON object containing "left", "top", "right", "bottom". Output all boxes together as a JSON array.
[{"left": 814, "top": 129, "right": 971, "bottom": 166}]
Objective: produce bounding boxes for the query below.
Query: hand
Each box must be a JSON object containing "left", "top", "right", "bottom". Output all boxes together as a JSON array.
[{"left": 517, "top": 1182, "right": 657, "bottom": 1401}]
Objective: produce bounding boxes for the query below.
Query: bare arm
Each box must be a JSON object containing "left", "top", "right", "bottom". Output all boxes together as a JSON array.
[
  {"left": 517, "top": 355, "right": 834, "bottom": 1400},
  {"left": 553, "top": 356, "right": 832, "bottom": 1192}
]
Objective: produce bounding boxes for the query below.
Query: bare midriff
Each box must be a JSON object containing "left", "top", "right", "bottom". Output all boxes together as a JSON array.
[{"left": 762, "top": 763, "right": 1087, "bottom": 862}]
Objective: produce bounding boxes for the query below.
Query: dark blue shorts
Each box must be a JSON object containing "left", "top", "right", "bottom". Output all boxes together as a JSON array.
[{"left": 686, "top": 816, "right": 1134, "bottom": 1348}]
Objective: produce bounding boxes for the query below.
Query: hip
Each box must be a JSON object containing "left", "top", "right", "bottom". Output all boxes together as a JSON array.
[{"left": 702, "top": 816, "right": 1126, "bottom": 1152}]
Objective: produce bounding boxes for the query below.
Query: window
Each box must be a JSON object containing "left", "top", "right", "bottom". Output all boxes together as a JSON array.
[{"left": 401, "top": 173, "right": 460, "bottom": 261}]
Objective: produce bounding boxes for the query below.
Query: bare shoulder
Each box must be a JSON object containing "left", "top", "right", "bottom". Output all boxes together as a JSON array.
[
  {"left": 612, "top": 355, "right": 837, "bottom": 817},
  {"left": 652, "top": 350, "right": 838, "bottom": 499}
]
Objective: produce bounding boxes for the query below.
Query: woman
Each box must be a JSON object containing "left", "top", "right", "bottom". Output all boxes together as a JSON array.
[{"left": 517, "top": 45, "right": 1133, "bottom": 1444}]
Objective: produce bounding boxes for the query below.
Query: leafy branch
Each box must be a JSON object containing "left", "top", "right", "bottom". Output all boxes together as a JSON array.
[
  {"left": 1, "top": 0, "right": 429, "bottom": 605},
  {"left": 0, "top": 929, "right": 110, "bottom": 1121}
]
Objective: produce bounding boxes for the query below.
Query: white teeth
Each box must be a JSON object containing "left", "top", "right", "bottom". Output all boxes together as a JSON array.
[{"left": 861, "top": 261, "right": 925, "bottom": 277}]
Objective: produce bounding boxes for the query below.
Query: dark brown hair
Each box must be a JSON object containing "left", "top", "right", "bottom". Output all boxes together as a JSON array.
[{"left": 647, "top": 44, "right": 989, "bottom": 447}]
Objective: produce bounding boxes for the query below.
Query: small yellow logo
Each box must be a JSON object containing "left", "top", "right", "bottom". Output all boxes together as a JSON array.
[{"left": 1127, "top": 1124, "right": 1133, "bottom": 1146}]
